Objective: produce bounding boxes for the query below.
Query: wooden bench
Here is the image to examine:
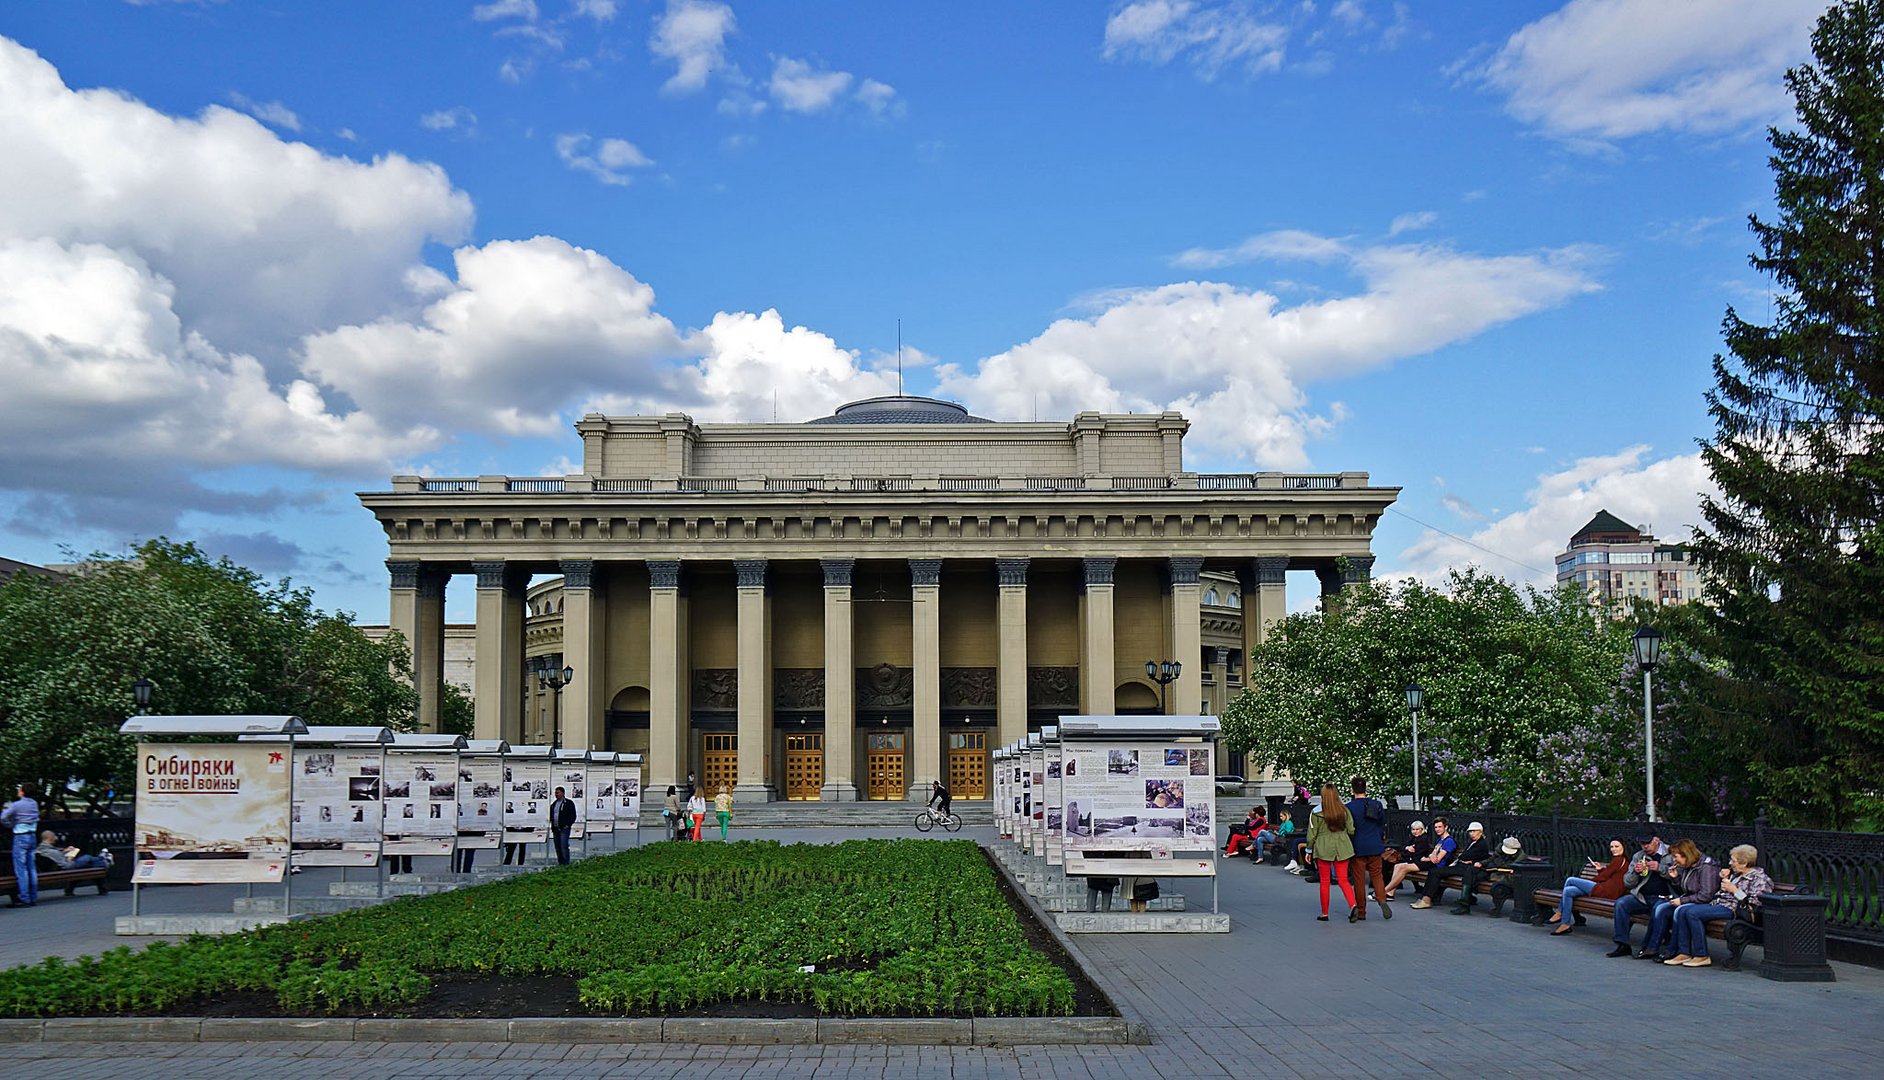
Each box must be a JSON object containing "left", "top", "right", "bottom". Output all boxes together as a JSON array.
[
  {"left": 2, "top": 863, "right": 112, "bottom": 904},
  {"left": 1531, "top": 867, "right": 1797, "bottom": 970}
]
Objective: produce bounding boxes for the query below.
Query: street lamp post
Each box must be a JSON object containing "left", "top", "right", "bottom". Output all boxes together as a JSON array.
[
  {"left": 1403, "top": 681, "right": 1424, "bottom": 811},
  {"left": 1632, "top": 626, "right": 1664, "bottom": 822},
  {"left": 132, "top": 677, "right": 155, "bottom": 716},
  {"left": 534, "top": 660, "right": 575, "bottom": 750},
  {"left": 1143, "top": 659, "right": 1181, "bottom": 712}
]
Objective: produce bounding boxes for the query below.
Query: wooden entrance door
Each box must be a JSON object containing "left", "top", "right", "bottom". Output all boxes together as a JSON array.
[
  {"left": 784, "top": 733, "right": 824, "bottom": 800},
  {"left": 702, "top": 733, "right": 737, "bottom": 797},
  {"left": 866, "top": 731, "right": 905, "bottom": 801},
  {"left": 948, "top": 731, "right": 988, "bottom": 799}
]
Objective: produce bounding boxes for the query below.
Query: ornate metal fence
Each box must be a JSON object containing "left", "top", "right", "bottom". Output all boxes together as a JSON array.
[{"left": 1382, "top": 809, "right": 1884, "bottom": 955}]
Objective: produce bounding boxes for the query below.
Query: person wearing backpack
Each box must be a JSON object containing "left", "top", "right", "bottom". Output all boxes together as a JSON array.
[{"left": 1345, "top": 777, "right": 1391, "bottom": 921}]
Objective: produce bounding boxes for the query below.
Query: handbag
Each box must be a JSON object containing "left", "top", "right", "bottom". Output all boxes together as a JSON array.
[{"left": 1130, "top": 879, "right": 1160, "bottom": 903}]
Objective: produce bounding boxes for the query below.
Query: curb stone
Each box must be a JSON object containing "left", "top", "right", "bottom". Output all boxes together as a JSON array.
[
  {"left": 507, "top": 1018, "right": 663, "bottom": 1042},
  {"left": 0, "top": 1014, "right": 1144, "bottom": 1044},
  {"left": 200, "top": 1018, "right": 359, "bottom": 1041}
]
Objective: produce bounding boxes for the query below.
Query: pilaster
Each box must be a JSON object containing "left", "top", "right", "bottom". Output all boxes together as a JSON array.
[
  {"left": 473, "top": 561, "right": 524, "bottom": 742},
  {"left": 559, "top": 560, "right": 606, "bottom": 750},
  {"left": 647, "top": 560, "right": 687, "bottom": 792},
  {"left": 909, "top": 557, "right": 942, "bottom": 800},
  {"left": 821, "top": 558, "right": 859, "bottom": 801},
  {"left": 996, "top": 557, "right": 1029, "bottom": 748},
  {"left": 1081, "top": 557, "right": 1117, "bottom": 715},
  {"left": 1167, "top": 557, "right": 1204, "bottom": 715},
  {"left": 734, "top": 559, "right": 776, "bottom": 802}
]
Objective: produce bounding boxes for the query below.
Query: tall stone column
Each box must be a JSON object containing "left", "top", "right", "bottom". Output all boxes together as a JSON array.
[
  {"left": 1244, "top": 556, "right": 1289, "bottom": 668},
  {"left": 820, "top": 558, "right": 859, "bottom": 801},
  {"left": 647, "top": 561, "right": 688, "bottom": 792},
  {"left": 1168, "top": 557, "right": 1204, "bottom": 715},
  {"left": 559, "top": 560, "right": 607, "bottom": 750},
  {"left": 996, "top": 558, "right": 1029, "bottom": 748},
  {"left": 909, "top": 558, "right": 942, "bottom": 800},
  {"left": 387, "top": 561, "right": 446, "bottom": 733},
  {"left": 473, "top": 561, "right": 523, "bottom": 742},
  {"left": 1318, "top": 554, "right": 1373, "bottom": 617},
  {"left": 1081, "top": 557, "right": 1117, "bottom": 715},
  {"left": 734, "top": 559, "right": 776, "bottom": 802}
]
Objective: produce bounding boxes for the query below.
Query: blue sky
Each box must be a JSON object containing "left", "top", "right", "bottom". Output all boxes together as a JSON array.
[{"left": 0, "top": 0, "right": 1829, "bottom": 622}]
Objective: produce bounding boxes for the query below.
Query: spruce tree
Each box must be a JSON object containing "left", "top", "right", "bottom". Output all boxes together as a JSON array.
[{"left": 1692, "top": 0, "right": 1884, "bottom": 828}]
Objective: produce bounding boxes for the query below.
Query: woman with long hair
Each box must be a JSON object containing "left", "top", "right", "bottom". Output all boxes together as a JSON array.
[
  {"left": 1308, "top": 783, "right": 1359, "bottom": 922},
  {"left": 1550, "top": 836, "right": 1629, "bottom": 935}
]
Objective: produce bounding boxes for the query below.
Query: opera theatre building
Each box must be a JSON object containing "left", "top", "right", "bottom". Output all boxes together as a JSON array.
[{"left": 361, "top": 396, "right": 1396, "bottom": 802}]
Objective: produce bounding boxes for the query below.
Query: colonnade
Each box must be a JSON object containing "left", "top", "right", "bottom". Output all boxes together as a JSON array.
[{"left": 387, "top": 554, "right": 1371, "bottom": 801}]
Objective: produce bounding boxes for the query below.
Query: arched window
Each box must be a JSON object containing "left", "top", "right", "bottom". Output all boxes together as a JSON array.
[
  {"left": 1204, "top": 588, "right": 1220, "bottom": 606},
  {"left": 1227, "top": 591, "right": 1241, "bottom": 608}
]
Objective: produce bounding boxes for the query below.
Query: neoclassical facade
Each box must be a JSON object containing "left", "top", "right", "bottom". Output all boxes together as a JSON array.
[{"left": 362, "top": 396, "right": 1396, "bottom": 801}]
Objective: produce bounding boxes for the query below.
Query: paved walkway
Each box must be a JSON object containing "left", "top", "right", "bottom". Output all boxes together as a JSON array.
[{"left": 2, "top": 832, "right": 1881, "bottom": 1078}]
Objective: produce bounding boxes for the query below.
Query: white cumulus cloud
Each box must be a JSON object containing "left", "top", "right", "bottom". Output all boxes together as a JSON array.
[
  {"left": 1394, "top": 446, "right": 1719, "bottom": 586},
  {"left": 650, "top": 0, "right": 736, "bottom": 94},
  {"left": 1475, "top": 0, "right": 1822, "bottom": 141},
  {"left": 1103, "top": 0, "right": 1289, "bottom": 79},
  {"left": 940, "top": 234, "right": 1599, "bottom": 468},
  {"left": 555, "top": 133, "right": 654, "bottom": 185},
  {"left": 769, "top": 56, "right": 854, "bottom": 113},
  {"left": 227, "top": 92, "right": 301, "bottom": 131}
]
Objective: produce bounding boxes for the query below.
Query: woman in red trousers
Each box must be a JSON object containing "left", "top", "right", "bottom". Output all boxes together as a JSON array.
[{"left": 1308, "top": 783, "right": 1360, "bottom": 922}]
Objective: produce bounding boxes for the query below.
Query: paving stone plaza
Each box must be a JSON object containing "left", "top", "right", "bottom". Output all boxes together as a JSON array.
[{"left": 2, "top": 826, "right": 1881, "bottom": 1079}]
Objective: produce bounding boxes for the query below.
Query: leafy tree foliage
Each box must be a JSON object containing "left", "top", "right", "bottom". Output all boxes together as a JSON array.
[
  {"left": 1219, "top": 571, "right": 1630, "bottom": 813},
  {"left": 0, "top": 540, "right": 415, "bottom": 811},
  {"left": 1689, "top": 0, "right": 1884, "bottom": 829}
]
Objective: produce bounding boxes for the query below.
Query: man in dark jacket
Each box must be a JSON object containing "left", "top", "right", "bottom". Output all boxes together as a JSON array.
[
  {"left": 1607, "top": 832, "right": 1671, "bottom": 957},
  {"left": 549, "top": 786, "right": 578, "bottom": 865},
  {"left": 1423, "top": 821, "right": 1492, "bottom": 910},
  {"left": 1345, "top": 777, "right": 1391, "bottom": 920}
]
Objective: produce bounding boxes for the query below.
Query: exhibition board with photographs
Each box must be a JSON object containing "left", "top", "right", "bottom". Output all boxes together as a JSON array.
[
  {"left": 1043, "top": 740, "right": 1065, "bottom": 866},
  {"left": 994, "top": 751, "right": 1009, "bottom": 837},
  {"left": 383, "top": 751, "right": 458, "bottom": 853},
  {"left": 587, "top": 760, "right": 616, "bottom": 834},
  {"left": 614, "top": 761, "right": 641, "bottom": 829},
  {"left": 503, "top": 757, "right": 551, "bottom": 844},
  {"left": 290, "top": 746, "right": 383, "bottom": 865},
  {"left": 1061, "top": 741, "right": 1216, "bottom": 861},
  {"left": 1028, "top": 744, "right": 1046, "bottom": 858},
  {"left": 456, "top": 755, "right": 505, "bottom": 849},
  {"left": 134, "top": 741, "right": 292, "bottom": 883},
  {"left": 557, "top": 762, "right": 589, "bottom": 838}
]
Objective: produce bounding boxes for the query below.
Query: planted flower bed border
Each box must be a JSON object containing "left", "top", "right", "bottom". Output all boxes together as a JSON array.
[{"left": 0, "top": 839, "right": 1126, "bottom": 1034}]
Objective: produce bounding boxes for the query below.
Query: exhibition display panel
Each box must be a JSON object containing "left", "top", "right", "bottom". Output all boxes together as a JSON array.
[
  {"left": 503, "top": 745, "right": 552, "bottom": 846},
  {"left": 1058, "top": 715, "right": 1221, "bottom": 887},
  {"left": 458, "top": 739, "right": 510, "bottom": 851},
  {"left": 383, "top": 733, "right": 467, "bottom": 858}
]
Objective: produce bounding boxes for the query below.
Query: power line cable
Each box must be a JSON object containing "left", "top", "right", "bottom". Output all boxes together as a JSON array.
[{"left": 1385, "top": 506, "right": 1555, "bottom": 578}]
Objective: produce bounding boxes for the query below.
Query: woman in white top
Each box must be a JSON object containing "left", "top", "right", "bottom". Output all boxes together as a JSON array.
[{"left": 687, "top": 791, "right": 708, "bottom": 841}]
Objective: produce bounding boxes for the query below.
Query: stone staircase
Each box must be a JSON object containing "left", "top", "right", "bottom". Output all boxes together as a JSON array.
[{"left": 635, "top": 799, "right": 993, "bottom": 829}]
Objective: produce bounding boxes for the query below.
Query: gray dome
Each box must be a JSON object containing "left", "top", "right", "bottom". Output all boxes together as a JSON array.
[{"left": 806, "top": 395, "right": 992, "bottom": 424}]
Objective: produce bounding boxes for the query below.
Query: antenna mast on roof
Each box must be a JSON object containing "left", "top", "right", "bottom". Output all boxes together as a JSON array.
[{"left": 897, "top": 319, "right": 904, "bottom": 396}]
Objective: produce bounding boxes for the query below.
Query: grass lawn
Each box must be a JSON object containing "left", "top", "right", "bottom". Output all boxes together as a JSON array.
[{"left": 0, "top": 839, "right": 1090, "bottom": 1019}]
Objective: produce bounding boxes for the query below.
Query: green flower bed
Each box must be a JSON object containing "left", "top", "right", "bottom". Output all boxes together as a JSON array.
[{"left": 0, "top": 839, "right": 1078, "bottom": 1018}]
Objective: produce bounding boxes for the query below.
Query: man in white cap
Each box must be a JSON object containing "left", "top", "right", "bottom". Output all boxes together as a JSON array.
[{"left": 1416, "top": 820, "right": 1491, "bottom": 911}]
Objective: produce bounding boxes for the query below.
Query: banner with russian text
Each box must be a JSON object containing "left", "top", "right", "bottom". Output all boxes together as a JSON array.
[{"left": 134, "top": 742, "right": 291, "bottom": 883}]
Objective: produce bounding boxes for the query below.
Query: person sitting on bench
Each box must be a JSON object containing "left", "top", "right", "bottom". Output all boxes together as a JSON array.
[
  {"left": 1382, "top": 820, "right": 1433, "bottom": 899},
  {"left": 1225, "top": 808, "right": 1265, "bottom": 857},
  {"left": 1665, "top": 844, "right": 1771, "bottom": 968},
  {"left": 33, "top": 830, "right": 110, "bottom": 872},
  {"left": 1432, "top": 822, "right": 1493, "bottom": 913},
  {"left": 1407, "top": 818, "right": 1463, "bottom": 909},
  {"left": 1550, "top": 837, "right": 1628, "bottom": 935}
]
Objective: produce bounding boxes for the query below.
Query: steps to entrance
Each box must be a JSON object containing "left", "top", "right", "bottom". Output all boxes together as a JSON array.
[
  {"left": 233, "top": 895, "right": 385, "bottom": 915},
  {"left": 636, "top": 800, "right": 993, "bottom": 829}
]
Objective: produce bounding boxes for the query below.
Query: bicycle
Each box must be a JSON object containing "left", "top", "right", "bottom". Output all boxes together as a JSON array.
[{"left": 914, "top": 806, "right": 962, "bottom": 833}]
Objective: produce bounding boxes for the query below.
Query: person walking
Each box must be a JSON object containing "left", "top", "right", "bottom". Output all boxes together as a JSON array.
[
  {"left": 4, "top": 784, "right": 41, "bottom": 908},
  {"left": 1344, "top": 777, "right": 1391, "bottom": 920},
  {"left": 661, "top": 785, "right": 682, "bottom": 842},
  {"left": 687, "top": 790, "right": 708, "bottom": 842},
  {"left": 1308, "top": 782, "right": 1359, "bottom": 922},
  {"left": 549, "top": 786, "right": 577, "bottom": 865},
  {"left": 713, "top": 786, "right": 733, "bottom": 841}
]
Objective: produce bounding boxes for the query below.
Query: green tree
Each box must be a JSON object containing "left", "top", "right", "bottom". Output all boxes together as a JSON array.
[
  {"left": 1219, "top": 570, "right": 1631, "bottom": 813},
  {"left": 0, "top": 539, "right": 415, "bottom": 811},
  {"left": 1689, "top": 0, "right": 1884, "bottom": 829},
  {"left": 438, "top": 681, "right": 475, "bottom": 739}
]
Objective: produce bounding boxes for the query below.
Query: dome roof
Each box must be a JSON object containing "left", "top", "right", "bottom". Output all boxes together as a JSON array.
[{"left": 806, "top": 395, "right": 992, "bottom": 425}]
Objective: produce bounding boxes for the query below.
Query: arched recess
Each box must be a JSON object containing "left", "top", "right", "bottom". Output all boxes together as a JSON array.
[
  {"left": 1114, "top": 681, "right": 1161, "bottom": 715},
  {"left": 611, "top": 686, "right": 651, "bottom": 712}
]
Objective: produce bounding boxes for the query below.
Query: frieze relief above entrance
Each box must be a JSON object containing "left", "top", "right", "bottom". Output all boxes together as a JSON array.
[
  {"left": 940, "top": 667, "right": 996, "bottom": 709},
  {"left": 773, "top": 668, "right": 825, "bottom": 710},
  {"left": 693, "top": 669, "right": 737, "bottom": 710},
  {"left": 1027, "top": 666, "right": 1078, "bottom": 709},
  {"left": 856, "top": 663, "right": 913, "bottom": 709}
]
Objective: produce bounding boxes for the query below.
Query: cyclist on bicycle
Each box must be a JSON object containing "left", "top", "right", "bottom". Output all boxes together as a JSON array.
[{"left": 929, "top": 779, "right": 952, "bottom": 817}]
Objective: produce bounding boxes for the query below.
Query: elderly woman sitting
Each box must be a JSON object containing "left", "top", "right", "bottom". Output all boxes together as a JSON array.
[
  {"left": 1382, "top": 821, "right": 1433, "bottom": 899},
  {"left": 1666, "top": 844, "right": 1772, "bottom": 967}
]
